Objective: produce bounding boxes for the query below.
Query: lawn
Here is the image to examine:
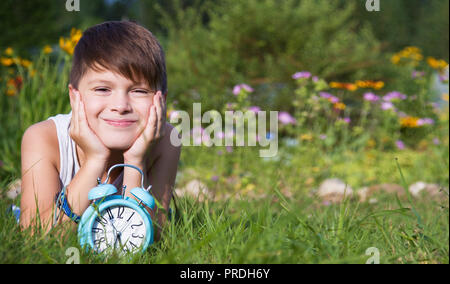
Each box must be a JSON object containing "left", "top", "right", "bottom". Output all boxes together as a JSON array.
[{"left": 0, "top": 28, "right": 449, "bottom": 264}]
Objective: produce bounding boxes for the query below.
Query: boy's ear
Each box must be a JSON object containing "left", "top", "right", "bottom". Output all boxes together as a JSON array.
[{"left": 68, "top": 84, "right": 78, "bottom": 107}]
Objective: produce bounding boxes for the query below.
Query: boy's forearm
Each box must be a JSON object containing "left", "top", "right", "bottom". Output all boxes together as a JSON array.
[{"left": 66, "top": 159, "right": 108, "bottom": 216}]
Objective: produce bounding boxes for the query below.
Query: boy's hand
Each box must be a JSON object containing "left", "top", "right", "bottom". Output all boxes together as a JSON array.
[
  {"left": 123, "top": 91, "right": 166, "bottom": 164},
  {"left": 69, "top": 91, "right": 110, "bottom": 163}
]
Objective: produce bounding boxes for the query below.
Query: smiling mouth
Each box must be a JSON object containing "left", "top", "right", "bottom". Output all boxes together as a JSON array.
[{"left": 103, "top": 119, "right": 137, "bottom": 127}]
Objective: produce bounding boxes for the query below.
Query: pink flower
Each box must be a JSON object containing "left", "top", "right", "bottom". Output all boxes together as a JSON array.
[
  {"left": 383, "top": 91, "right": 407, "bottom": 101},
  {"left": 217, "top": 131, "right": 225, "bottom": 139},
  {"left": 319, "top": 92, "right": 339, "bottom": 103},
  {"left": 363, "top": 92, "right": 380, "bottom": 102},
  {"left": 278, "top": 111, "right": 296, "bottom": 125},
  {"left": 338, "top": 117, "right": 351, "bottom": 124},
  {"left": 381, "top": 101, "right": 395, "bottom": 110},
  {"left": 417, "top": 118, "right": 434, "bottom": 126},
  {"left": 396, "top": 140, "right": 405, "bottom": 150},
  {"left": 292, "top": 71, "right": 311, "bottom": 80},
  {"left": 248, "top": 106, "right": 261, "bottom": 113},
  {"left": 233, "top": 84, "right": 254, "bottom": 95},
  {"left": 411, "top": 70, "right": 425, "bottom": 79},
  {"left": 169, "top": 110, "right": 180, "bottom": 120}
]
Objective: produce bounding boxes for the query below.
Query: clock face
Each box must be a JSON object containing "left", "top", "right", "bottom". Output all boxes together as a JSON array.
[{"left": 91, "top": 205, "right": 147, "bottom": 253}]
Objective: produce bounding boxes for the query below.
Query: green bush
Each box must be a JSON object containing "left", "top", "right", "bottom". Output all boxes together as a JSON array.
[{"left": 161, "top": 0, "right": 388, "bottom": 112}]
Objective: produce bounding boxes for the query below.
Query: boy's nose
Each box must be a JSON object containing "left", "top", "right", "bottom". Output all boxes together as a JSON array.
[{"left": 110, "top": 93, "right": 132, "bottom": 113}]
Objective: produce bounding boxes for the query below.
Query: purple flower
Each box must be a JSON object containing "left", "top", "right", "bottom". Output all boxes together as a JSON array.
[
  {"left": 217, "top": 131, "right": 225, "bottom": 139},
  {"left": 312, "top": 76, "right": 319, "bottom": 82},
  {"left": 417, "top": 118, "right": 434, "bottom": 126},
  {"left": 319, "top": 92, "right": 339, "bottom": 103},
  {"left": 433, "top": 138, "right": 440, "bottom": 145},
  {"left": 248, "top": 106, "right": 261, "bottom": 113},
  {"left": 292, "top": 71, "right": 311, "bottom": 80},
  {"left": 278, "top": 111, "right": 297, "bottom": 125},
  {"left": 396, "top": 140, "right": 405, "bottom": 150},
  {"left": 383, "top": 91, "right": 407, "bottom": 101},
  {"left": 169, "top": 110, "right": 180, "bottom": 121},
  {"left": 319, "top": 134, "right": 327, "bottom": 140},
  {"left": 211, "top": 175, "right": 219, "bottom": 182},
  {"left": 233, "top": 84, "right": 254, "bottom": 95},
  {"left": 411, "top": 70, "right": 425, "bottom": 79},
  {"left": 439, "top": 73, "right": 449, "bottom": 83},
  {"left": 363, "top": 92, "right": 380, "bottom": 102},
  {"left": 381, "top": 101, "right": 395, "bottom": 110},
  {"left": 338, "top": 117, "right": 351, "bottom": 124}
]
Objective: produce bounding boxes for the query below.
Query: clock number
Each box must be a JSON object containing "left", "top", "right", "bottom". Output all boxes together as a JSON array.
[
  {"left": 117, "top": 206, "right": 125, "bottom": 219},
  {"left": 94, "top": 237, "right": 105, "bottom": 247},
  {"left": 126, "top": 211, "right": 135, "bottom": 222},
  {"left": 132, "top": 233, "right": 145, "bottom": 239},
  {"left": 96, "top": 215, "right": 108, "bottom": 226},
  {"left": 106, "top": 208, "right": 114, "bottom": 220},
  {"left": 131, "top": 221, "right": 143, "bottom": 230},
  {"left": 92, "top": 227, "right": 103, "bottom": 234},
  {"left": 129, "top": 241, "right": 138, "bottom": 249}
]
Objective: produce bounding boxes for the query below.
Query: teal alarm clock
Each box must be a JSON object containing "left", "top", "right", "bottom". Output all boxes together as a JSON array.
[{"left": 78, "top": 164, "right": 155, "bottom": 254}]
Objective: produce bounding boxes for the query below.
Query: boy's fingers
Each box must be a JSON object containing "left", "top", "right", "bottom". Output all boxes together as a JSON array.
[
  {"left": 70, "top": 92, "right": 80, "bottom": 135},
  {"left": 154, "top": 92, "right": 164, "bottom": 138},
  {"left": 147, "top": 105, "right": 158, "bottom": 141},
  {"left": 78, "top": 99, "right": 91, "bottom": 132}
]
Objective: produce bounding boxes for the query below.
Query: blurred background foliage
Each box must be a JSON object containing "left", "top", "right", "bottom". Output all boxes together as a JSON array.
[{"left": 1, "top": 0, "right": 448, "bottom": 111}]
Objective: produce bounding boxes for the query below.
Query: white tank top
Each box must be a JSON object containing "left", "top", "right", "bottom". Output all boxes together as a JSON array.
[{"left": 47, "top": 112, "right": 123, "bottom": 189}]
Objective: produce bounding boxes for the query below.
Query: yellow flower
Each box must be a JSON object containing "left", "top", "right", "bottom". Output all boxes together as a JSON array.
[
  {"left": 443, "top": 93, "right": 449, "bottom": 102},
  {"left": 300, "top": 133, "right": 313, "bottom": 141},
  {"left": 355, "top": 80, "right": 384, "bottom": 90},
  {"left": 59, "top": 28, "right": 83, "bottom": 55},
  {"left": 330, "top": 82, "right": 358, "bottom": 91},
  {"left": 20, "top": 59, "right": 32, "bottom": 68},
  {"left": 427, "top": 57, "right": 448, "bottom": 71},
  {"left": 373, "top": 81, "right": 385, "bottom": 90},
  {"left": 391, "top": 46, "right": 423, "bottom": 66},
  {"left": 391, "top": 54, "right": 401, "bottom": 65},
  {"left": 43, "top": 45, "right": 53, "bottom": 54},
  {"left": 333, "top": 102, "right": 346, "bottom": 110},
  {"left": 367, "top": 139, "right": 376, "bottom": 148},
  {"left": 400, "top": 116, "right": 420, "bottom": 128},
  {"left": 6, "top": 88, "right": 16, "bottom": 96},
  {"left": 5, "top": 47, "right": 13, "bottom": 56},
  {"left": 1, "top": 57, "right": 13, "bottom": 66}
]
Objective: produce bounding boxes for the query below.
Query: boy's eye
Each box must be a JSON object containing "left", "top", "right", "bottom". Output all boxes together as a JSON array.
[
  {"left": 131, "top": 89, "right": 150, "bottom": 95},
  {"left": 95, "top": 88, "right": 110, "bottom": 93}
]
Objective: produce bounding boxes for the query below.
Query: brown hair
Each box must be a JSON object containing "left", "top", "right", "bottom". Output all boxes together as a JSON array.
[{"left": 70, "top": 21, "right": 167, "bottom": 94}]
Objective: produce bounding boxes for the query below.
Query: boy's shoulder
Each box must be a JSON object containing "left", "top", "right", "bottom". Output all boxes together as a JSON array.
[
  {"left": 22, "top": 120, "right": 60, "bottom": 170},
  {"left": 148, "top": 122, "right": 181, "bottom": 164}
]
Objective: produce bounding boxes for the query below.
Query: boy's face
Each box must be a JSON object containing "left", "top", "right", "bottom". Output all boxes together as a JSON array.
[{"left": 71, "top": 67, "right": 155, "bottom": 151}]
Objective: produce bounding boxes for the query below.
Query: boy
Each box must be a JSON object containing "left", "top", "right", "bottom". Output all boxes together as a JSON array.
[{"left": 20, "top": 21, "right": 181, "bottom": 238}]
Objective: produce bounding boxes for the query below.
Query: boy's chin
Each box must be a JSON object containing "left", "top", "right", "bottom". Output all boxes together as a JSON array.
[{"left": 102, "top": 140, "right": 134, "bottom": 151}]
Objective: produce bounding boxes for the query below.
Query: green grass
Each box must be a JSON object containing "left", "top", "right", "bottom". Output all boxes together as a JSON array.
[
  {"left": 1, "top": 148, "right": 448, "bottom": 263},
  {"left": 0, "top": 40, "right": 448, "bottom": 264}
]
